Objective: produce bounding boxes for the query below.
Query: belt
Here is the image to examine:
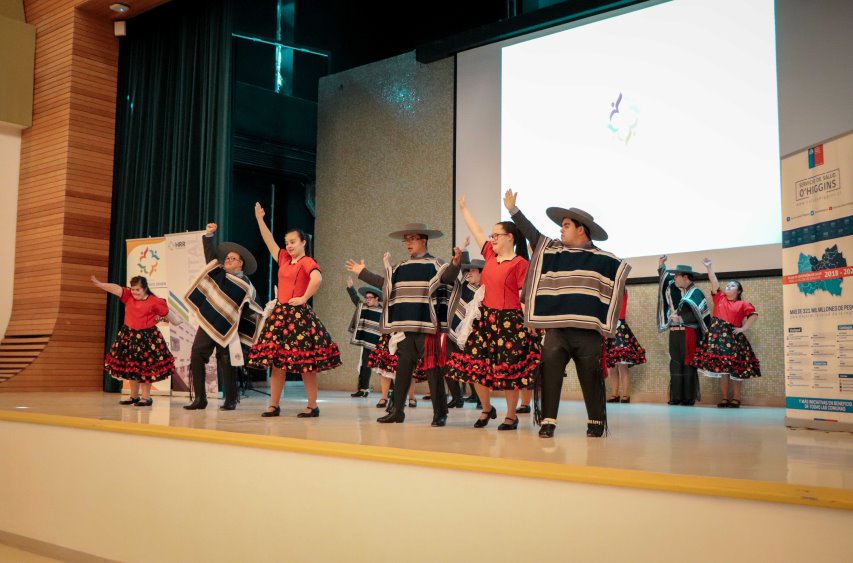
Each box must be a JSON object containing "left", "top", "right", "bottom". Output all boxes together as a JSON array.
[{"left": 670, "top": 326, "right": 691, "bottom": 331}]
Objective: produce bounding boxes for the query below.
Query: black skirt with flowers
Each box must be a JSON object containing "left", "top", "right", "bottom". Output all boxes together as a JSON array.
[
  {"left": 445, "top": 306, "right": 540, "bottom": 390},
  {"left": 105, "top": 325, "right": 175, "bottom": 383},
  {"left": 692, "top": 317, "right": 761, "bottom": 380},
  {"left": 605, "top": 320, "right": 647, "bottom": 368},
  {"left": 367, "top": 333, "right": 428, "bottom": 380},
  {"left": 248, "top": 302, "right": 342, "bottom": 374}
]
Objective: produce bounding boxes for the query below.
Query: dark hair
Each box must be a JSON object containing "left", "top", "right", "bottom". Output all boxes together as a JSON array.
[
  {"left": 285, "top": 228, "right": 312, "bottom": 256},
  {"left": 129, "top": 276, "right": 151, "bottom": 296},
  {"left": 569, "top": 218, "right": 591, "bottom": 239},
  {"left": 726, "top": 280, "right": 744, "bottom": 301},
  {"left": 496, "top": 221, "right": 529, "bottom": 260}
]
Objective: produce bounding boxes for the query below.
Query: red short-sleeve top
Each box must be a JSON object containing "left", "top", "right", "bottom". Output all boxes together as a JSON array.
[
  {"left": 480, "top": 242, "right": 528, "bottom": 310},
  {"left": 712, "top": 290, "right": 757, "bottom": 327},
  {"left": 277, "top": 249, "right": 321, "bottom": 301},
  {"left": 618, "top": 289, "right": 628, "bottom": 321},
  {"left": 121, "top": 288, "right": 168, "bottom": 330}
]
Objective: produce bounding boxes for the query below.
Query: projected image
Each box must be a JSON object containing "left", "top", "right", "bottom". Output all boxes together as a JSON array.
[{"left": 500, "top": 0, "right": 780, "bottom": 260}]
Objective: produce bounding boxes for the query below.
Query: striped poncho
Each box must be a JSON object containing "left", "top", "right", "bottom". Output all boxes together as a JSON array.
[
  {"left": 447, "top": 279, "right": 480, "bottom": 343},
  {"left": 349, "top": 302, "right": 383, "bottom": 350},
  {"left": 381, "top": 255, "right": 451, "bottom": 334},
  {"left": 521, "top": 237, "right": 630, "bottom": 338},
  {"left": 656, "top": 270, "right": 710, "bottom": 335},
  {"left": 185, "top": 260, "right": 263, "bottom": 348}
]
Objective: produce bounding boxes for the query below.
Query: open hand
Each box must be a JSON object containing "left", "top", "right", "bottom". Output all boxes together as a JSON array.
[
  {"left": 345, "top": 259, "right": 365, "bottom": 275},
  {"left": 254, "top": 202, "right": 265, "bottom": 220},
  {"left": 503, "top": 189, "right": 517, "bottom": 211}
]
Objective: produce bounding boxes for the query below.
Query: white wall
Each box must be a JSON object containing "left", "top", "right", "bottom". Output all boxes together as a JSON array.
[
  {"left": 1, "top": 419, "right": 851, "bottom": 563},
  {"left": 0, "top": 122, "right": 21, "bottom": 338}
]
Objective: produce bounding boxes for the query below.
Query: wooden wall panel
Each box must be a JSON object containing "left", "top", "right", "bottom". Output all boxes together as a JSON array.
[{"left": 1, "top": 0, "right": 172, "bottom": 390}]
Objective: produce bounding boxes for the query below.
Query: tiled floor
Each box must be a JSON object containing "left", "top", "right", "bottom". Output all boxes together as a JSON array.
[{"left": 2, "top": 387, "right": 851, "bottom": 490}]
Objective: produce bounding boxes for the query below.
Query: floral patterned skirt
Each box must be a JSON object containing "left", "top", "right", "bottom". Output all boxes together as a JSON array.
[
  {"left": 248, "top": 302, "right": 342, "bottom": 374},
  {"left": 693, "top": 317, "right": 761, "bottom": 380},
  {"left": 445, "top": 306, "right": 540, "bottom": 390},
  {"left": 605, "top": 321, "right": 647, "bottom": 368},
  {"left": 367, "top": 333, "right": 428, "bottom": 380},
  {"left": 105, "top": 325, "right": 175, "bottom": 383}
]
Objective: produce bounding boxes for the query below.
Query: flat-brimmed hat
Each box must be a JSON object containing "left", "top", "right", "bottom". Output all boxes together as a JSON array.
[
  {"left": 358, "top": 286, "right": 382, "bottom": 299},
  {"left": 668, "top": 264, "right": 696, "bottom": 275},
  {"left": 387, "top": 223, "right": 443, "bottom": 240},
  {"left": 216, "top": 242, "right": 258, "bottom": 276},
  {"left": 461, "top": 259, "right": 486, "bottom": 271},
  {"left": 546, "top": 207, "right": 608, "bottom": 241}
]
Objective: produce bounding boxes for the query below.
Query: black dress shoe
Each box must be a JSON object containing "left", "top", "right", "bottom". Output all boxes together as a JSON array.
[
  {"left": 586, "top": 422, "right": 606, "bottom": 437},
  {"left": 183, "top": 398, "right": 208, "bottom": 410},
  {"left": 447, "top": 398, "right": 465, "bottom": 408},
  {"left": 538, "top": 423, "right": 556, "bottom": 438},
  {"left": 497, "top": 416, "right": 519, "bottom": 431},
  {"left": 134, "top": 398, "right": 153, "bottom": 407},
  {"left": 261, "top": 406, "right": 281, "bottom": 417},
  {"left": 667, "top": 400, "right": 681, "bottom": 406},
  {"left": 119, "top": 396, "right": 140, "bottom": 405},
  {"left": 516, "top": 404, "right": 531, "bottom": 414},
  {"left": 220, "top": 401, "right": 237, "bottom": 411},
  {"left": 376, "top": 399, "right": 389, "bottom": 409},
  {"left": 377, "top": 411, "right": 405, "bottom": 423},
  {"left": 297, "top": 407, "right": 320, "bottom": 418},
  {"left": 431, "top": 415, "right": 447, "bottom": 427},
  {"left": 350, "top": 390, "right": 369, "bottom": 398},
  {"left": 464, "top": 395, "right": 479, "bottom": 403},
  {"left": 473, "top": 406, "right": 497, "bottom": 428}
]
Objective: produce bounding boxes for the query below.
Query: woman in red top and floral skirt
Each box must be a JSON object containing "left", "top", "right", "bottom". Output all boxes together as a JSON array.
[
  {"left": 445, "top": 196, "right": 541, "bottom": 430},
  {"left": 249, "top": 203, "right": 342, "bottom": 417},
  {"left": 93, "top": 275, "right": 177, "bottom": 407},
  {"left": 692, "top": 258, "right": 760, "bottom": 408}
]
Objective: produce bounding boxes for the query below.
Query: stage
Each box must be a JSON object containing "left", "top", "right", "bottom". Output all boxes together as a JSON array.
[{"left": 1, "top": 387, "right": 851, "bottom": 492}]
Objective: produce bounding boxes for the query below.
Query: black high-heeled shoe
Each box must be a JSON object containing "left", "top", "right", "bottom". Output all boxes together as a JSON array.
[
  {"left": 376, "top": 398, "right": 388, "bottom": 409},
  {"left": 297, "top": 406, "right": 320, "bottom": 418},
  {"left": 261, "top": 405, "right": 281, "bottom": 417},
  {"left": 447, "top": 397, "right": 465, "bottom": 408},
  {"left": 538, "top": 423, "right": 556, "bottom": 438},
  {"left": 497, "top": 416, "right": 519, "bottom": 431},
  {"left": 134, "top": 398, "right": 153, "bottom": 407},
  {"left": 408, "top": 399, "right": 417, "bottom": 408},
  {"left": 473, "top": 406, "right": 497, "bottom": 428},
  {"left": 119, "top": 396, "right": 140, "bottom": 405},
  {"left": 183, "top": 398, "right": 207, "bottom": 410},
  {"left": 377, "top": 411, "right": 405, "bottom": 423},
  {"left": 516, "top": 404, "right": 531, "bottom": 414}
]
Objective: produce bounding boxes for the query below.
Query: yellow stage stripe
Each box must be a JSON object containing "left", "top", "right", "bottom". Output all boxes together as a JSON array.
[{"left": 1, "top": 409, "right": 851, "bottom": 511}]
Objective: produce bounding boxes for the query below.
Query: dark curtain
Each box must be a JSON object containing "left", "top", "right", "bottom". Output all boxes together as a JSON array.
[{"left": 104, "top": 0, "right": 233, "bottom": 391}]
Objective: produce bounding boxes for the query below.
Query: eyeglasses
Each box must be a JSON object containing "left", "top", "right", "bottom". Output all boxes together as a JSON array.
[
  {"left": 402, "top": 235, "right": 425, "bottom": 242},
  {"left": 490, "top": 233, "right": 510, "bottom": 240},
  {"left": 224, "top": 256, "right": 243, "bottom": 262}
]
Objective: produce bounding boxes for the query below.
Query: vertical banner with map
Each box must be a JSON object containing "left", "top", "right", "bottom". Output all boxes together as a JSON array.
[
  {"left": 781, "top": 130, "right": 853, "bottom": 431},
  {"left": 125, "top": 237, "right": 171, "bottom": 395},
  {"left": 164, "top": 231, "right": 218, "bottom": 395}
]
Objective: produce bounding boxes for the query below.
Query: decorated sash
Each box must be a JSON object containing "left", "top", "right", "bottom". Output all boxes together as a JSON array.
[
  {"left": 185, "top": 260, "right": 263, "bottom": 349},
  {"left": 381, "top": 255, "right": 450, "bottom": 334},
  {"left": 522, "top": 237, "right": 629, "bottom": 338}
]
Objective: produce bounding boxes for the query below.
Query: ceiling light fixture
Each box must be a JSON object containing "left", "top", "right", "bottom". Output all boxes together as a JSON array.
[{"left": 109, "top": 3, "right": 130, "bottom": 14}]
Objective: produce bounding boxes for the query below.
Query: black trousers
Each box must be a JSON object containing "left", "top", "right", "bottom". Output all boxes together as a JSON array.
[
  {"left": 540, "top": 328, "right": 606, "bottom": 424},
  {"left": 668, "top": 330, "right": 698, "bottom": 403},
  {"left": 356, "top": 347, "right": 373, "bottom": 390},
  {"left": 189, "top": 327, "right": 237, "bottom": 403},
  {"left": 391, "top": 332, "right": 447, "bottom": 418}
]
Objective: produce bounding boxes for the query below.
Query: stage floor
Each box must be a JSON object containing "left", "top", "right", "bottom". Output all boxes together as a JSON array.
[{"left": 1, "top": 388, "right": 851, "bottom": 491}]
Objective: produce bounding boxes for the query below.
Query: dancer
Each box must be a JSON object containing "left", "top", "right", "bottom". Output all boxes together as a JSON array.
[
  {"left": 445, "top": 242, "right": 483, "bottom": 409},
  {"left": 346, "top": 222, "right": 461, "bottom": 426},
  {"left": 506, "top": 189, "right": 629, "bottom": 438},
  {"left": 184, "top": 223, "right": 262, "bottom": 411},
  {"left": 367, "top": 333, "right": 418, "bottom": 409},
  {"left": 693, "top": 258, "right": 760, "bottom": 408},
  {"left": 249, "top": 203, "right": 342, "bottom": 417},
  {"left": 346, "top": 277, "right": 383, "bottom": 398},
  {"left": 94, "top": 275, "right": 176, "bottom": 406},
  {"left": 606, "top": 288, "right": 646, "bottom": 403},
  {"left": 657, "top": 256, "right": 710, "bottom": 406},
  {"left": 445, "top": 196, "right": 541, "bottom": 430}
]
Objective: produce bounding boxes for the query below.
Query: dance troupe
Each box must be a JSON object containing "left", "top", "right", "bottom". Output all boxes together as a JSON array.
[{"left": 93, "top": 191, "right": 760, "bottom": 437}]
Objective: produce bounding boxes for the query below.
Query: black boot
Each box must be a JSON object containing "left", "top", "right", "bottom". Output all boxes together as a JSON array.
[
  {"left": 184, "top": 397, "right": 207, "bottom": 410},
  {"left": 220, "top": 368, "right": 239, "bottom": 410}
]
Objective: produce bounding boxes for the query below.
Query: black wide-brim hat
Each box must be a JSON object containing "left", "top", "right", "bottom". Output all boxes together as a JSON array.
[
  {"left": 387, "top": 222, "right": 443, "bottom": 240},
  {"left": 358, "top": 286, "right": 382, "bottom": 299},
  {"left": 216, "top": 242, "right": 258, "bottom": 276},
  {"left": 545, "top": 207, "right": 608, "bottom": 241},
  {"left": 668, "top": 264, "right": 696, "bottom": 275},
  {"left": 461, "top": 259, "right": 486, "bottom": 271}
]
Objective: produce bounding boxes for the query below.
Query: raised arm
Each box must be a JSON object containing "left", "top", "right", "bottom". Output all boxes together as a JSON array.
[
  {"left": 504, "top": 189, "right": 542, "bottom": 247},
  {"left": 346, "top": 258, "right": 385, "bottom": 288},
  {"left": 90, "top": 275, "right": 123, "bottom": 298},
  {"left": 346, "top": 276, "right": 360, "bottom": 306},
  {"left": 458, "top": 196, "right": 487, "bottom": 250},
  {"left": 202, "top": 223, "right": 217, "bottom": 262},
  {"left": 440, "top": 247, "right": 463, "bottom": 284},
  {"left": 703, "top": 258, "right": 719, "bottom": 293},
  {"left": 254, "top": 202, "right": 282, "bottom": 261}
]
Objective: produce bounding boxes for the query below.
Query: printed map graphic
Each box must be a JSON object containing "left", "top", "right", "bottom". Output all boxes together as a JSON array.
[{"left": 797, "top": 245, "right": 846, "bottom": 296}]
